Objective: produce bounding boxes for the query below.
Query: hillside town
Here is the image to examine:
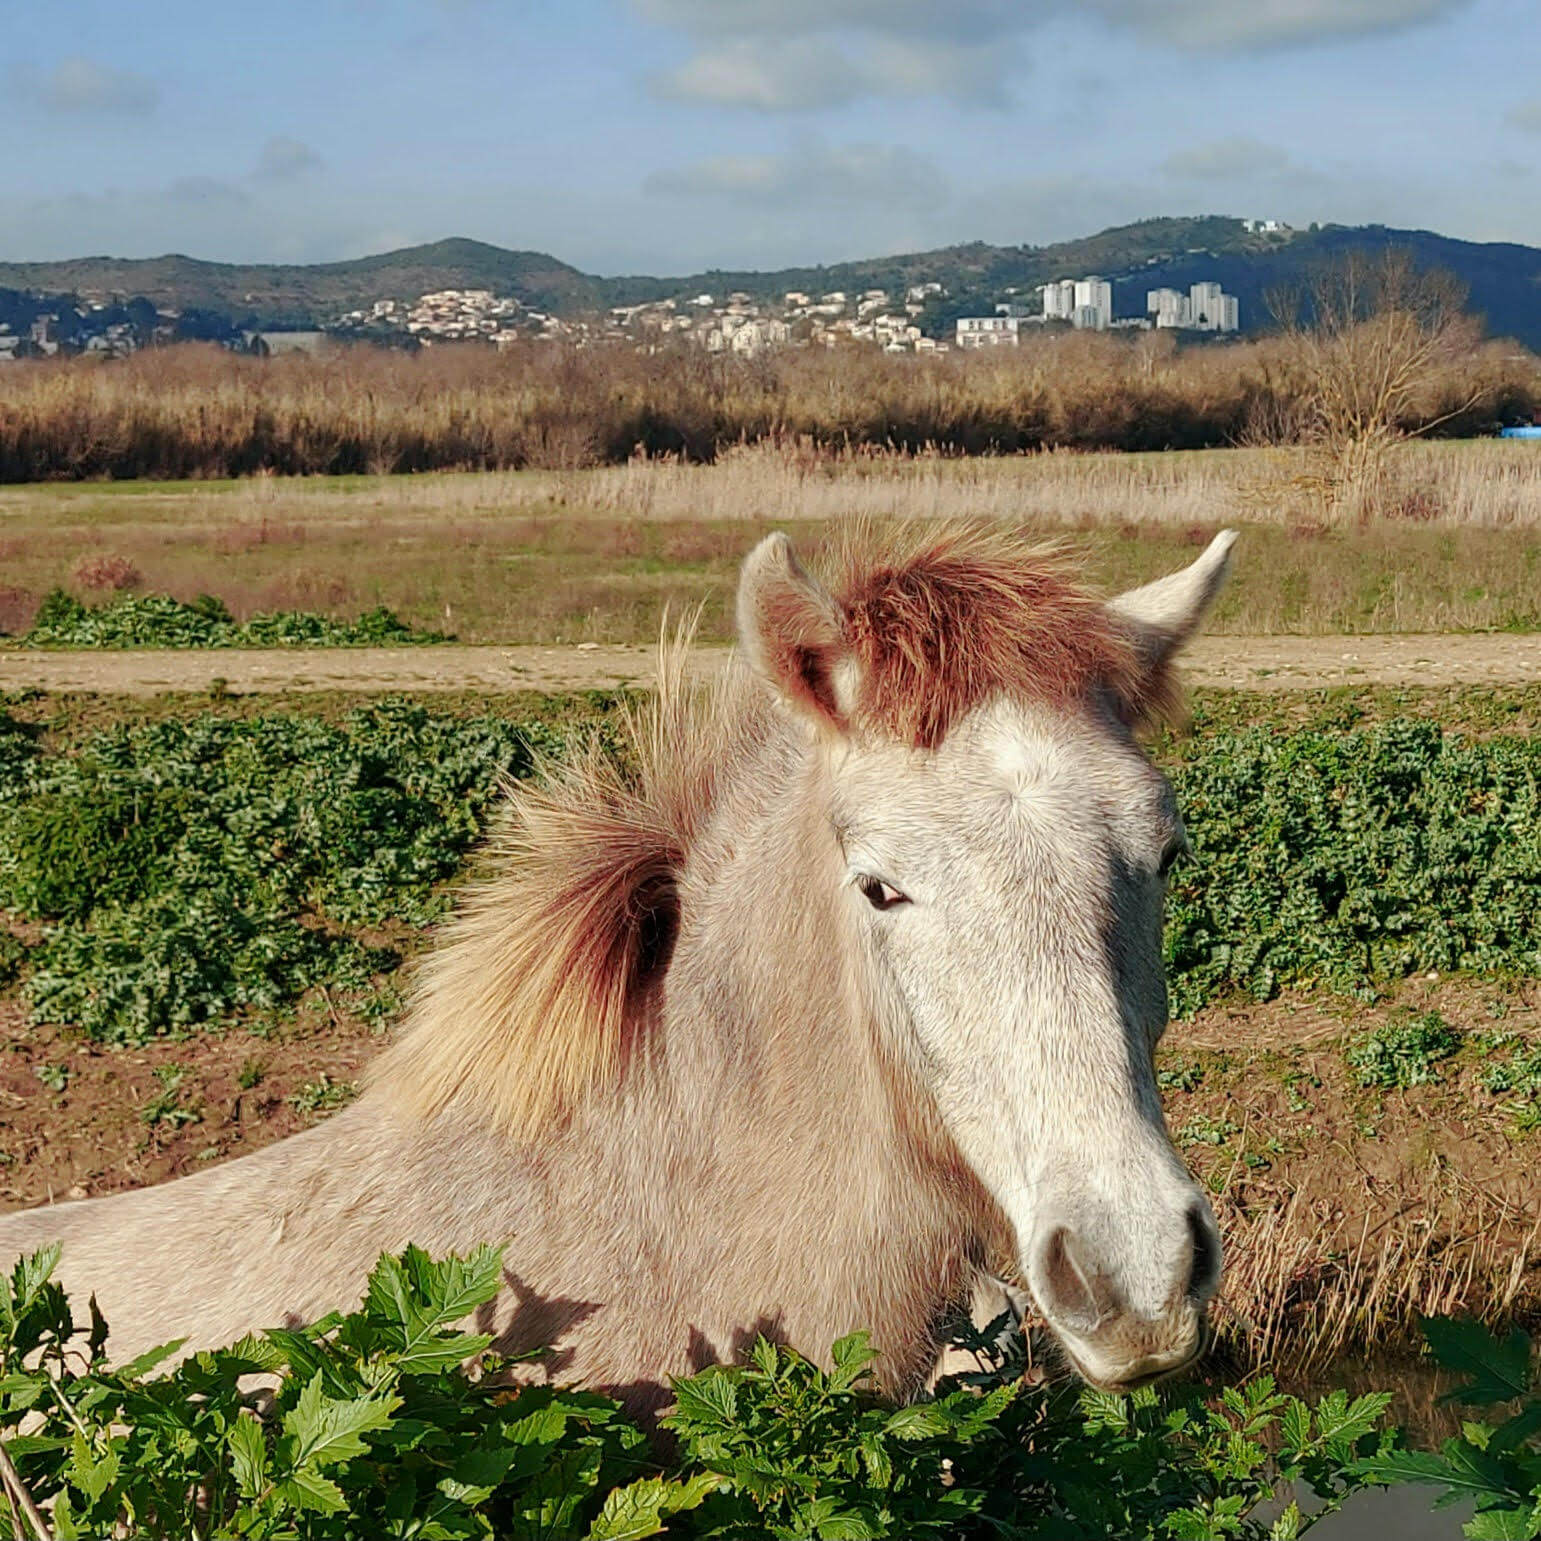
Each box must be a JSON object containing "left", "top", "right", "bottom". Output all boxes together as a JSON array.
[{"left": 2, "top": 267, "right": 1244, "bottom": 362}]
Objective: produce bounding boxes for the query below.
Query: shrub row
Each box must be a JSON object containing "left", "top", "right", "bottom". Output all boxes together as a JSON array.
[
  {"left": 0, "top": 707, "right": 1536, "bottom": 1042},
  {"left": 1166, "top": 718, "right": 1541, "bottom": 1013},
  {"left": 0, "top": 1240, "right": 1471, "bottom": 1541},
  {"left": 2, "top": 334, "right": 1535, "bottom": 480},
  {"left": 0, "top": 702, "right": 577, "bottom": 1039},
  {"left": 19, "top": 590, "right": 447, "bottom": 649}
]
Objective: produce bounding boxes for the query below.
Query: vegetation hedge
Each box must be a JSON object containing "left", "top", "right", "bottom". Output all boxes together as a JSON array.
[
  {"left": 1166, "top": 719, "right": 1541, "bottom": 1013},
  {"left": 0, "top": 706, "right": 1537, "bottom": 1042},
  {"left": 4, "top": 1241, "right": 1538, "bottom": 1539},
  {"left": 2, "top": 336, "right": 1534, "bottom": 481},
  {"left": 0, "top": 702, "right": 575, "bottom": 1040},
  {"left": 19, "top": 590, "right": 447, "bottom": 649}
]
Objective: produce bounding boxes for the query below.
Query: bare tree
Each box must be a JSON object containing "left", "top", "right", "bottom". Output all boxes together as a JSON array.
[{"left": 1271, "top": 250, "right": 1484, "bottom": 514}]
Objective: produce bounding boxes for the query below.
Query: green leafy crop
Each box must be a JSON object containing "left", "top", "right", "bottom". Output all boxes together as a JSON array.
[
  {"left": 0, "top": 1246, "right": 1420, "bottom": 1541},
  {"left": 1347, "top": 1011, "right": 1465, "bottom": 1089},
  {"left": 0, "top": 702, "right": 567, "bottom": 1040},
  {"left": 21, "top": 590, "right": 448, "bottom": 649},
  {"left": 1166, "top": 720, "right": 1541, "bottom": 1013}
]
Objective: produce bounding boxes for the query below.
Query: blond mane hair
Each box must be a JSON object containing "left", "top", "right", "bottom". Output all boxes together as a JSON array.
[{"left": 373, "top": 525, "right": 1169, "bottom": 1137}]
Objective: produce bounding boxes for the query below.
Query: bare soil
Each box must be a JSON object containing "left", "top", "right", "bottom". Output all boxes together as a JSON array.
[{"left": 2, "top": 632, "right": 1540, "bottom": 697}]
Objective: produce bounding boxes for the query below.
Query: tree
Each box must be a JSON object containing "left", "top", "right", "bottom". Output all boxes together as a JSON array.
[{"left": 1267, "top": 250, "right": 1484, "bottom": 514}]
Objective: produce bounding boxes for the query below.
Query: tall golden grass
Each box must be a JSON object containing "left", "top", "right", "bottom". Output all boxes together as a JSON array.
[
  {"left": 1214, "top": 1178, "right": 1541, "bottom": 1373},
  {"left": 2, "top": 331, "right": 1535, "bottom": 483}
]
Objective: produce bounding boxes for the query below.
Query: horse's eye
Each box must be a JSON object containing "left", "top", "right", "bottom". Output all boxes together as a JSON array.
[{"left": 857, "top": 875, "right": 909, "bottom": 911}]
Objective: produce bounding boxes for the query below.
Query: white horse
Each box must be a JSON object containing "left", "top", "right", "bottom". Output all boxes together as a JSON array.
[{"left": 0, "top": 523, "right": 1234, "bottom": 1408}]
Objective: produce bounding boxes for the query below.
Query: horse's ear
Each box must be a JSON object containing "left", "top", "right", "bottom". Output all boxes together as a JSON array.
[
  {"left": 737, "top": 532, "right": 854, "bottom": 729},
  {"left": 1107, "top": 530, "right": 1236, "bottom": 679}
]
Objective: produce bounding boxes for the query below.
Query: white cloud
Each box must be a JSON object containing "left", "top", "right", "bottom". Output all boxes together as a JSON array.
[
  {"left": 27, "top": 56, "right": 161, "bottom": 116},
  {"left": 254, "top": 136, "right": 324, "bottom": 181},
  {"left": 1093, "top": 0, "right": 1471, "bottom": 49},
  {"left": 653, "top": 34, "right": 1009, "bottom": 110},
  {"left": 1162, "top": 136, "right": 1292, "bottom": 178},
  {"left": 645, "top": 140, "right": 950, "bottom": 206},
  {"left": 1505, "top": 100, "right": 1541, "bottom": 134},
  {"left": 635, "top": 0, "right": 1470, "bottom": 111}
]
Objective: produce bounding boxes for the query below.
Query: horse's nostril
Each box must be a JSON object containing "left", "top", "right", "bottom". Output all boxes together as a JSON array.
[
  {"left": 1037, "top": 1225, "right": 1104, "bottom": 1329},
  {"left": 1186, "top": 1204, "right": 1222, "bottom": 1301}
]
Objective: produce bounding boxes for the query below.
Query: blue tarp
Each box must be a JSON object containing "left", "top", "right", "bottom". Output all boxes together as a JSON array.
[{"left": 1499, "top": 425, "right": 1541, "bottom": 438}]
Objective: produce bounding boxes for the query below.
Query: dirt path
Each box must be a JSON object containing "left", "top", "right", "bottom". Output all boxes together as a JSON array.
[{"left": 0, "top": 633, "right": 1537, "bottom": 695}]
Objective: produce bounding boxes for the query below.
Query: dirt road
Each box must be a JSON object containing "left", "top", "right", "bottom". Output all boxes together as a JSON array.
[{"left": 0, "top": 633, "right": 1537, "bottom": 696}]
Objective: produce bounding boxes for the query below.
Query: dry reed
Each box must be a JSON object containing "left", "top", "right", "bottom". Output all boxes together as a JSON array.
[{"left": 1, "top": 332, "right": 1535, "bottom": 484}]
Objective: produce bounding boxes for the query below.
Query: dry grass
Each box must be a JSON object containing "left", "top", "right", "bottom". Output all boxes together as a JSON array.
[
  {"left": 1214, "top": 1179, "right": 1541, "bottom": 1374},
  {"left": 1, "top": 443, "right": 1539, "bottom": 641},
  {"left": 2, "top": 332, "right": 1535, "bottom": 483}
]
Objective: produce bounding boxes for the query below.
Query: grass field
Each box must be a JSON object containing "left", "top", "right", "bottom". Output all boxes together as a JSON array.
[{"left": 2, "top": 443, "right": 1541, "bottom": 642}]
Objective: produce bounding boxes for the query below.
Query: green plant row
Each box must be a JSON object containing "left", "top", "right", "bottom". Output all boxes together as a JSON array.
[
  {"left": 0, "top": 708, "right": 1537, "bottom": 1043},
  {"left": 0, "top": 701, "right": 578, "bottom": 1040},
  {"left": 9, "top": 1241, "right": 1537, "bottom": 1541},
  {"left": 19, "top": 590, "right": 448, "bottom": 649},
  {"left": 1166, "top": 718, "right": 1541, "bottom": 1013}
]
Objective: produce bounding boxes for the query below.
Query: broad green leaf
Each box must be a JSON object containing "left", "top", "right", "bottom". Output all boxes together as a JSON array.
[
  {"left": 586, "top": 1473, "right": 720, "bottom": 1540},
  {"left": 881, "top": 1404, "right": 951, "bottom": 1441},
  {"left": 282, "top": 1372, "right": 399, "bottom": 1468},
  {"left": 1423, "top": 1319, "right": 1532, "bottom": 1406},
  {"left": 111, "top": 1337, "right": 188, "bottom": 1381},
  {"left": 1462, "top": 1507, "right": 1538, "bottom": 1541},
  {"left": 670, "top": 1369, "right": 738, "bottom": 1430},
  {"left": 228, "top": 1414, "right": 268, "bottom": 1499},
  {"left": 273, "top": 1467, "right": 348, "bottom": 1514},
  {"left": 65, "top": 1430, "right": 119, "bottom": 1503}
]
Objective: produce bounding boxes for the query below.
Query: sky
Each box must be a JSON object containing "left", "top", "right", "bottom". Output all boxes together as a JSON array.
[{"left": 3, "top": 0, "right": 1540, "bottom": 275}]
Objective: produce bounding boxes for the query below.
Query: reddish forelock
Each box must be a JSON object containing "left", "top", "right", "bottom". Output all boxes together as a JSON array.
[{"left": 832, "top": 529, "right": 1162, "bottom": 749}]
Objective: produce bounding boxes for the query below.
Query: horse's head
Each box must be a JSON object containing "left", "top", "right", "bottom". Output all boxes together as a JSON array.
[{"left": 737, "top": 526, "right": 1234, "bottom": 1391}]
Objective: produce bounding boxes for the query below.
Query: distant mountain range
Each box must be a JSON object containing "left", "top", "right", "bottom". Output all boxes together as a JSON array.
[{"left": 5, "top": 217, "right": 1541, "bottom": 346}]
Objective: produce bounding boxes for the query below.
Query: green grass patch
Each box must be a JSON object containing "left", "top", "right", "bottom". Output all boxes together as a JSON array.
[
  {"left": 1346, "top": 1011, "right": 1465, "bottom": 1089},
  {"left": 0, "top": 700, "right": 581, "bottom": 1041},
  {"left": 17, "top": 589, "right": 448, "bottom": 649}
]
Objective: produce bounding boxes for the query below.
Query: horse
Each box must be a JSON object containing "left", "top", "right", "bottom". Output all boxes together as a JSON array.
[{"left": 0, "top": 522, "right": 1235, "bottom": 1407}]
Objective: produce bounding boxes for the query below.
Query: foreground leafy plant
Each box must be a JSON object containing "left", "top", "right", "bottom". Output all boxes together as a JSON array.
[
  {"left": 1355, "top": 1317, "right": 1541, "bottom": 1540},
  {"left": 0, "top": 1248, "right": 1414, "bottom": 1541},
  {"left": 0, "top": 1244, "right": 678, "bottom": 1540}
]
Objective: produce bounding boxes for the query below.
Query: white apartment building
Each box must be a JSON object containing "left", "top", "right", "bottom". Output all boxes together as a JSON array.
[
  {"left": 1073, "top": 278, "right": 1112, "bottom": 330},
  {"left": 1187, "top": 281, "right": 1239, "bottom": 332},
  {"left": 1146, "top": 282, "right": 1240, "bottom": 332},
  {"left": 1147, "top": 287, "right": 1190, "bottom": 328},
  {"left": 956, "top": 315, "right": 1022, "bottom": 348},
  {"left": 1039, "top": 276, "right": 1111, "bottom": 330},
  {"left": 1040, "top": 279, "right": 1076, "bottom": 321}
]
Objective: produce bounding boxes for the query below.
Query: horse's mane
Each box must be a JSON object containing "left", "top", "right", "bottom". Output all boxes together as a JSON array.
[{"left": 372, "top": 525, "right": 1171, "bottom": 1137}]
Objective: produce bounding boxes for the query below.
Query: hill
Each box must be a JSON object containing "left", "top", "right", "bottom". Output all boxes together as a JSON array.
[
  {"left": 0, "top": 239, "right": 602, "bottom": 330},
  {"left": 5, "top": 218, "right": 1541, "bottom": 345}
]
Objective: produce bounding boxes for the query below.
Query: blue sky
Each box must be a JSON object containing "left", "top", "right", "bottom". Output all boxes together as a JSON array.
[{"left": 4, "top": 0, "right": 1540, "bottom": 272}]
